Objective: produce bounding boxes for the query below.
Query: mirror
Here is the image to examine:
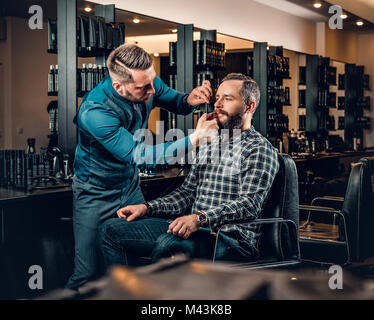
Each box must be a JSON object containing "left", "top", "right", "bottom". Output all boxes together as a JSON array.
[{"left": 0, "top": 0, "right": 58, "bottom": 151}]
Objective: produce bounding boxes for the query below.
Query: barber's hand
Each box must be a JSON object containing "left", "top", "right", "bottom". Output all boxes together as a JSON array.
[
  {"left": 189, "top": 113, "right": 219, "bottom": 148},
  {"left": 117, "top": 204, "right": 147, "bottom": 222},
  {"left": 187, "top": 80, "right": 213, "bottom": 106},
  {"left": 167, "top": 214, "right": 200, "bottom": 239}
]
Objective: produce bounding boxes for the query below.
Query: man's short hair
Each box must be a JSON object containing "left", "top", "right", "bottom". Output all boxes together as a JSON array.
[
  {"left": 221, "top": 73, "right": 260, "bottom": 110},
  {"left": 107, "top": 44, "right": 153, "bottom": 83}
]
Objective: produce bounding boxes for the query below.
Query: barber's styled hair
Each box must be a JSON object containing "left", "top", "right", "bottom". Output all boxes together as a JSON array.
[
  {"left": 221, "top": 73, "right": 260, "bottom": 109},
  {"left": 107, "top": 44, "right": 153, "bottom": 83}
]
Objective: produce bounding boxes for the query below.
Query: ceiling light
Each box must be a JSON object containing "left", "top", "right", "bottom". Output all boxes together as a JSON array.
[
  {"left": 313, "top": 1, "right": 322, "bottom": 9},
  {"left": 356, "top": 20, "right": 364, "bottom": 26},
  {"left": 133, "top": 18, "right": 140, "bottom": 24},
  {"left": 153, "top": 53, "right": 159, "bottom": 57},
  {"left": 84, "top": 7, "right": 92, "bottom": 12},
  {"left": 340, "top": 13, "right": 348, "bottom": 19},
  {"left": 171, "top": 29, "right": 178, "bottom": 33}
]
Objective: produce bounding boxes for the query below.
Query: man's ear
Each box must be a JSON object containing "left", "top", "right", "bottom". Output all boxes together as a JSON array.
[
  {"left": 246, "top": 101, "right": 256, "bottom": 113},
  {"left": 112, "top": 81, "right": 123, "bottom": 95}
]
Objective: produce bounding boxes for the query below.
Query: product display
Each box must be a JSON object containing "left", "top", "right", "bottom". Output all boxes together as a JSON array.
[
  {"left": 194, "top": 40, "right": 225, "bottom": 68},
  {"left": 299, "top": 115, "right": 306, "bottom": 131},
  {"left": 49, "top": 16, "right": 125, "bottom": 57},
  {"left": 267, "top": 55, "right": 290, "bottom": 80},
  {"left": 298, "top": 90, "right": 306, "bottom": 108},
  {"left": 338, "top": 116, "right": 345, "bottom": 130},
  {"left": 267, "top": 114, "right": 289, "bottom": 135},
  {"left": 338, "top": 96, "right": 345, "bottom": 110},
  {"left": 338, "top": 74, "right": 345, "bottom": 90},
  {"left": 169, "top": 42, "right": 177, "bottom": 67},
  {"left": 356, "top": 96, "right": 371, "bottom": 110},
  {"left": 47, "top": 19, "right": 57, "bottom": 53},
  {"left": 299, "top": 66, "right": 306, "bottom": 85},
  {"left": 268, "top": 86, "right": 290, "bottom": 106}
]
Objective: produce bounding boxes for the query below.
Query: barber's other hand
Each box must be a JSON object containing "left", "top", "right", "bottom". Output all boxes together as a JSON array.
[
  {"left": 167, "top": 214, "right": 200, "bottom": 239},
  {"left": 189, "top": 113, "right": 219, "bottom": 148},
  {"left": 187, "top": 80, "right": 212, "bottom": 106},
  {"left": 117, "top": 204, "right": 147, "bottom": 222}
]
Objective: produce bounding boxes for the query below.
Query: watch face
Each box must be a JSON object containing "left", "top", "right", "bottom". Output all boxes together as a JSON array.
[{"left": 198, "top": 213, "right": 207, "bottom": 226}]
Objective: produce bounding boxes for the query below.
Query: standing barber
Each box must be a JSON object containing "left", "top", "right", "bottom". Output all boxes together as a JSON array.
[{"left": 66, "top": 44, "right": 218, "bottom": 290}]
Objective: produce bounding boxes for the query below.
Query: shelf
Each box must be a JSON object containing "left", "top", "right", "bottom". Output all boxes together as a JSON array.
[{"left": 194, "top": 64, "right": 226, "bottom": 71}]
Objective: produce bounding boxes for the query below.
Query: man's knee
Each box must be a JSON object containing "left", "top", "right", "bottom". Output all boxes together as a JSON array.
[
  {"left": 98, "top": 218, "right": 127, "bottom": 245},
  {"left": 152, "top": 233, "right": 192, "bottom": 262}
]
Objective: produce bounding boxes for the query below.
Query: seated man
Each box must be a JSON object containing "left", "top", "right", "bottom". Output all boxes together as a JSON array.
[{"left": 99, "top": 73, "right": 279, "bottom": 267}]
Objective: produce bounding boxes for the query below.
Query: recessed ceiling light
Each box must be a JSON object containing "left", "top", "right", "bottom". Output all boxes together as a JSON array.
[
  {"left": 84, "top": 7, "right": 92, "bottom": 12},
  {"left": 133, "top": 18, "right": 140, "bottom": 24},
  {"left": 153, "top": 53, "right": 159, "bottom": 57},
  {"left": 171, "top": 29, "right": 178, "bottom": 33},
  {"left": 313, "top": 1, "right": 322, "bottom": 8},
  {"left": 356, "top": 20, "right": 364, "bottom": 26},
  {"left": 340, "top": 13, "right": 348, "bottom": 19}
]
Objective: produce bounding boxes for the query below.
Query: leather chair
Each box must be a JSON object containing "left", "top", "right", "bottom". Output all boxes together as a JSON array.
[
  {"left": 299, "top": 156, "right": 374, "bottom": 265},
  {"left": 213, "top": 153, "right": 301, "bottom": 269}
]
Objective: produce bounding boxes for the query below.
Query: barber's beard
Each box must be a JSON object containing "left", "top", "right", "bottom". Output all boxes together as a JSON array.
[{"left": 123, "top": 88, "right": 150, "bottom": 104}]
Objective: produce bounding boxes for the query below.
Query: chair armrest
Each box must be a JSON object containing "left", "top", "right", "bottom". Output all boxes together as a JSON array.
[
  {"left": 299, "top": 204, "right": 340, "bottom": 215},
  {"left": 311, "top": 196, "right": 344, "bottom": 208},
  {"left": 212, "top": 217, "right": 300, "bottom": 262},
  {"left": 215, "top": 217, "right": 298, "bottom": 231}
]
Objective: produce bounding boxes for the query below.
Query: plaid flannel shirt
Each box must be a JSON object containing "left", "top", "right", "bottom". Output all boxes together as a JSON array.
[{"left": 148, "top": 126, "right": 279, "bottom": 249}]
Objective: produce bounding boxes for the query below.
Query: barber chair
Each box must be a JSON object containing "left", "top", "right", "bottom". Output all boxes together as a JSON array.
[
  {"left": 213, "top": 153, "right": 301, "bottom": 269},
  {"left": 299, "top": 156, "right": 374, "bottom": 265}
]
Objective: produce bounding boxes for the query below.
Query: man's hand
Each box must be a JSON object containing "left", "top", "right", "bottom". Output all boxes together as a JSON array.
[
  {"left": 167, "top": 214, "right": 200, "bottom": 239},
  {"left": 189, "top": 113, "right": 219, "bottom": 148},
  {"left": 187, "top": 80, "right": 213, "bottom": 106},
  {"left": 117, "top": 204, "right": 147, "bottom": 222}
]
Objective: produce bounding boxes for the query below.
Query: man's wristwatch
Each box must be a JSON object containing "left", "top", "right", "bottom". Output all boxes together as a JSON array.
[
  {"left": 196, "top": 211, "right": 209, "bottom": 227},
  {"left": 144, "top": 202, "right": 152, "bottom": 215}
]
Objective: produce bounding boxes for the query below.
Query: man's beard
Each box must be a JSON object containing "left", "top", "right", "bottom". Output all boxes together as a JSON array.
[
  {"left": 123, "top": 88, "right": 150, "bottom": 104},
  {"left": 217, "top": 107, "right": 245, "bottom": 133}
]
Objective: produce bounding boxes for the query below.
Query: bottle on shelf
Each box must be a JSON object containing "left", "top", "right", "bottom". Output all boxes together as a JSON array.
[
  {"left": 87, "top": 63, "right": 93, "bottom": 91},
  {"left": 288, "top": 129, "right": 297, "bottom": 155},
  {"left": 48, "top": 65, "right": 55, "bottom": 94},
  {"left": 26, "top": 138, "right": 36, "bottom": 155},
  {"left": 81, "top": 63, "right": 87, "bottom": 93},
  {"left": 98, "top": 65, "right": 103, "bottom": 83},
  {"left": 54, "top": 65, "right": 59, "bottom": 93},
  {"left": 93, "top": 64, "right": 98, "bottom": 88}
]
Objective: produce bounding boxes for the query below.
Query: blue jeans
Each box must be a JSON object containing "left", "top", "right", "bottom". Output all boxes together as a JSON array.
[
  {"left": 99, "top": 217, "right": 257, "bottom": 267},
  {"left": 66, "top": 176, "right": 144, "bottom": 290}
]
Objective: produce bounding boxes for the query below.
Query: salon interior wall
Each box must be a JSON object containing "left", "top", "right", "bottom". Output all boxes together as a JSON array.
[{"left": 0, "top": 16, "right": 56, "bottom": 151}]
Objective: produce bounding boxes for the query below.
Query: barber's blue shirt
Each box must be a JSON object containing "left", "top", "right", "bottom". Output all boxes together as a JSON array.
[{"left": 73, "top": 75, "right": 193, "bottom": 191}]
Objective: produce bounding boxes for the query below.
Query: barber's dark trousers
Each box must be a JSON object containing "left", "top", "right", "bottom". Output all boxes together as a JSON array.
[
  {"left": 66, "top": 176, "right": 144, "bottom": 290},
  {"left": 99, "top": 217, "right": 257, "bottom": 268}
]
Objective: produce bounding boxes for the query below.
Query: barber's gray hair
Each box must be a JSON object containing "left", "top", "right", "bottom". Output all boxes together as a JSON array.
[
  {"left": 107, "top": 44, "right": 153, "bottom": 83},
  {"left": 221, "top": 73, "right": 260, "bottom": 110}
]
